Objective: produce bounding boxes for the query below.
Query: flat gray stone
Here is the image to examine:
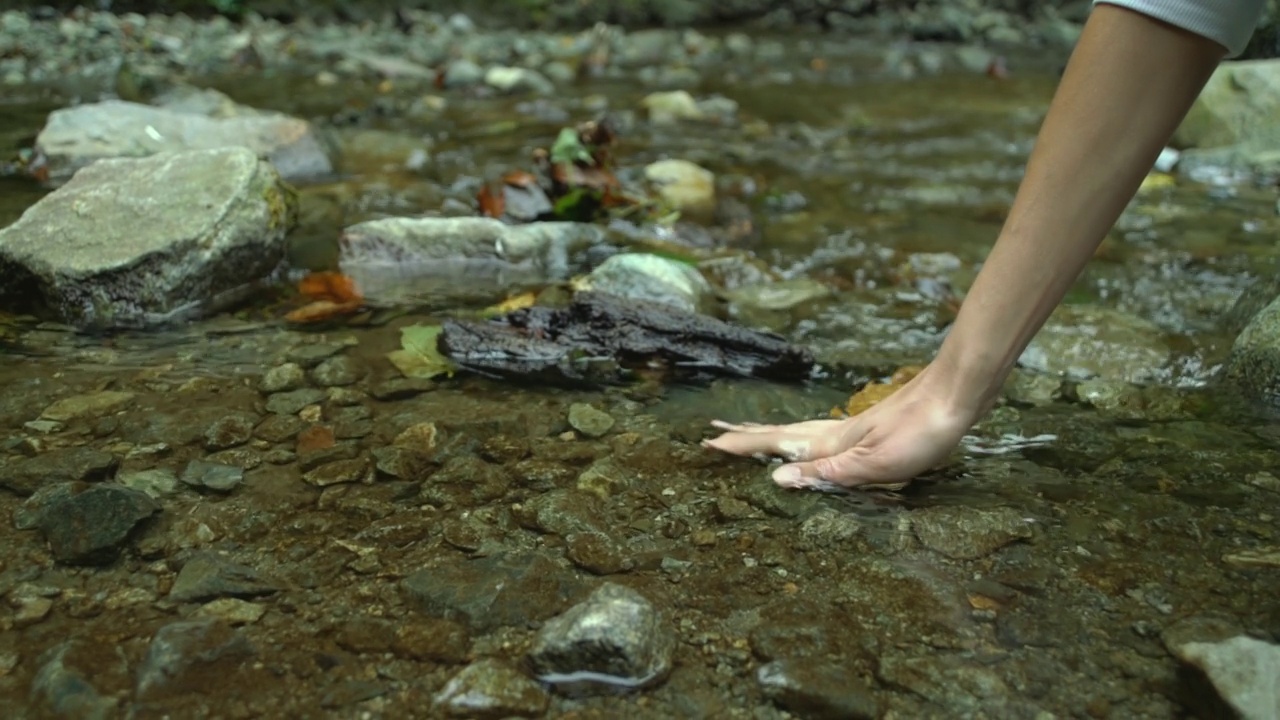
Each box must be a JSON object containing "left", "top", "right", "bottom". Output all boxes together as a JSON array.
[
  {"left": 0, "top": 147, "right": 297, "bottom": 329},
  {"left": 35, "top": 99, "right": 333, "bottom": 184}
]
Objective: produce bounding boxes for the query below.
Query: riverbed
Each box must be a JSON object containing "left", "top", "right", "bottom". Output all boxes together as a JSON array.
[{"left": 2, "top": 16, "right": 1280, "bottom": 719}]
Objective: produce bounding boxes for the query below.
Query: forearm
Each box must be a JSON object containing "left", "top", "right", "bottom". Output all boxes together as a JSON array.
[{"left": 931, "top": 4, "right": 1227, "bottom": 412}]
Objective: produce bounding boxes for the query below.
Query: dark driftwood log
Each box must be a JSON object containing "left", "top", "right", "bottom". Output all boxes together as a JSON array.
[{"left": 438, "top": 291, "right": 816, "bottom": 385}]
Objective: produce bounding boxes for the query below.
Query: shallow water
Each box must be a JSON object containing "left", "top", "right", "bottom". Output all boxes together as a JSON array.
[{"left": 3, "top": 33, "right": 1280, "bottom": 719}]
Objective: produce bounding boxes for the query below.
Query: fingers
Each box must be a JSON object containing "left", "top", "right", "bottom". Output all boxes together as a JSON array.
[{"left": 772, "top": 451, "right": 872, "bottom": 489}]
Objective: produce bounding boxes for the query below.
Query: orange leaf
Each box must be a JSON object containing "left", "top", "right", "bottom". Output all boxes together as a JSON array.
[
  {"left": 284, "top": 299, "right": 363, "bottom": 324},
  {"left": 298, "top": 271, "right": 362, "bottom": 304},
  {"left": 502, "top": 170, "right": 540, "bottom": 188},
  {"left": 477, "top": 183, "right": 505, "bottom": 218}
]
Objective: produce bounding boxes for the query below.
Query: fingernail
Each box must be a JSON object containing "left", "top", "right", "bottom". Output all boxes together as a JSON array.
[{"left": 772, "top": 466, "right": 801, "bottom": 485}]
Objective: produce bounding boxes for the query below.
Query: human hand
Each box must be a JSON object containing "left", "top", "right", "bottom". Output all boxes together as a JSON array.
[{"left": 701, "top": 367, "right": 981, "bottom": 491}]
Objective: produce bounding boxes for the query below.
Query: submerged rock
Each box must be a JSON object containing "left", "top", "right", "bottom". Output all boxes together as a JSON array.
[
  {"left": 528, "top": 582, "right": 674, "bottom": 693},
  {"left": 644, "top": 159, "right": 716, "bottom": 222},
  {"left": 1172, "top": 635, "right": 1280, "bottom": 720},
  {"left": 0, "top": 147, "right": 297, "bottom": 329},
  {"left": 433, "top": 659, "right": 549, "bottom": 718},
  {"left": 1226, "top": 293, "right": 1280, "bottom": 404},
  {"left": 1018, "top": 305, "right": 1170, "bottom": 383},
  {"left": 34, "top": 99, "right": 333, "bottom": 184},
  {"left": 35, "top": 483, "right": 161, "bottom": 565},
  {"left": 574, "top": 252, "right": 715, "bottom": 314},
  {"left": 337, "top": 217, "right": 606, "bottom": 307},
  {"left": 756, "top": 660, "right": 879, "bottom": 720}
]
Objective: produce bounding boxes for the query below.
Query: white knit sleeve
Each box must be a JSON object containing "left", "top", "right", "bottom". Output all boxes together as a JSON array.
[{"left": 1092, "top": 0, "right": 1267, "bottom": 57}]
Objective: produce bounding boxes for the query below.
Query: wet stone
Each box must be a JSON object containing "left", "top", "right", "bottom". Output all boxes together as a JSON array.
[
  {"left": 568, "top": 403, "right": 615, "bottom": 438},
  {"left": 393, "top": 618, "right": 471, "bottom": 664},
  {"left": 258, "top": 362, "right": 306, "bottom": 393},
  {"left": 394, "top": 421, "right": 440, "bottom": 454},
  {"left": 303, "top": 457, "right": 368, "bottom": 487},
  {"left": 36, "top": 483, "right": 161, "bottom": 565},
  {"left": 194, "top": 598, "right": 267, "bottom": 626},
  {"left": 117, "top": 468, "right": 180, "bottom": 499},
  {"left": 204, "top": 447, "right": 261, "bottom": 471},
  {"left": 254, "top": 413, "right": 305, "bottom": 443},
  {"left": 326, "top": 386, "right": 366, "bottom": 406},
  {"left": 299, "top": 442, "right": 360, "bottom": 471},
  {"left": 41, "top": 390, "right": 136, "bottom": 422},
  {"left": 286, "top": 342, "right": 348, "bottom": 368},
  {"left": 514, "top": 488, "right": 607, "bottom": 536},
  {"left": 311, "top": 355, "right": 366, "bottom": 387},
  {"left": 370, "top": 377, "right": 435, "bottom": 400},
  {"left": 479, "top": 434, "right": 531, "bottom": 464},
  {"left": 333, "top": 420, "right": 374, "bottom": 439},
  {"left": 179, "top": 460, "right": 244, "bottom": 493},
  {"left": 333, "top": 617, "right": 398, "bottom": 655},
  {"left": 432, "top": 659, "right": 549, "bottom": 719},
  {"left": 203, "top": 413, "right": 257, "bottom": 451},
  {"left": 756, "top": 660, "right": 879, "bottom": 720},
  {"left": 0, "top": 446, "right": 119, "bottom": 496},
  {"left": 135, "top": 619, "right": 255, "bottom": 700},
  {"left": 30, "top": 642, "right": 118, "bottom": 719},
  {"left": 798, "top": 508, "right": 863, "bottom": 547},
  {"left": 565, "top": 531, "right": 633, "bottom": 575},
  {"left": 402, "top": 551, "right": 586, "bottom": 632},
  {"left": 264, "top": 388, "right": 328, "bottom": 415},
  {"left": 169, "top": 551, "right": 281, "bottom": 603},
  {"left": 528, "top": 582, "right": 674, "bottom": 693},
  {"left": 371, "top": 446, "right": 435, "bottom": 481},
  {"left": 910, "top": 506, "right": 1034, "bottom": 560},
  {"left": 1171, "top": 636, "right": 1280, "bottom": 720}
]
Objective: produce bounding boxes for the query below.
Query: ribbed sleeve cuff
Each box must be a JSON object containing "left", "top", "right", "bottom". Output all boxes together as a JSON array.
[{"left": 1093, "top": 0, "right": 1267, "bottom": 57}]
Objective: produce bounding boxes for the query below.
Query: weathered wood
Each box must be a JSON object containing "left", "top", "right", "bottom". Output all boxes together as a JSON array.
[{"left": 438, "top": 291, "right": 816, "bottom": 385}]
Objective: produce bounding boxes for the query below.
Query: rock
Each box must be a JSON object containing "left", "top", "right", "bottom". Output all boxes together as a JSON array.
[
  {"left": 798, "top": 508, "right": 862, "bottom": 546},
  {"left": 169, "top": 551, "right": 280, "bottom": 603},
  {"left": 0, "top": 147, "right": 297, "bottom": 329},
  {"left": 393, "top": 619, "right": 471, "bottom": 663},
  {"left": 485, "top": 65, "right": 555, "bottom": 94},
  {"left": 194, "top": 598, "right": 267, "bottom": 626},
  {"left": 433, "top": 659, "right": 549, "bottom": 719},
  {"left": 265, "top": 388, "right": 328, "bottom": 415},
  {"left": 259, "top": 363, "right": 307, "bottom": 393},
  {"left": 303, "top": 457, "right": 368, "bottom": 487},
  {"left": 394, "top": 422, "right": 441, "bottom": 454},
  {"left": 757, "top": 660, "right": 879, "bottom": 720},
  {"left": 641, "top": 90, "right": 705, "bottom": 124},
  {"left": 41, "top": 391, "right": 135, "bottom": 422},
  {"left": 36, "top": 483, "right": 160, "bottom": 565},
  {"left": 568, "top": 403, "right": 615, "bottom": 438},
  {"left": 565, "top": 532, "right": 633, "bottom": 575},
  {"left": 34, "top": 99, "right": 332, "bottom": 184},
  {"left": 527, "top": 582, "right": 674, "bottom": 693},
  {"left": 644, "top": 159, "right": 716, "bottom": 222},
  {"left": 910, "top": 506, "right": 1033, "bottom": 560},
  {"left": 287, "top": 342, "right": 350, "bottom": 368},
  {"left": 1173, "top": 635, "right": 1280, "bottom": 720},
  {"left": 179, "top": 460, "right": 244, "bottom": 493},
  {"left": 574, "top": 253, "right": 715, "bottom": 314},
  {"left": 118, "top": 468, "right": 180, "bottom": 498},
  {"left": 403, "top": 551, "right": 586, "bottom": 632},
  {"left": 203, "top": 413, "right": 257, "bottom": 451},
  {"left": 1018, "top": 305, "right": 1170, "bottom": 383},
  {"left": 725, "top": 278, "right": 833, "bottom": 313},
  {"left": 1226, "top": 293, "right": 1280, "bottom": 403},
  {"left": 0, "top": 446, "right": 118, "bottom": 496},
  {"left": 1175, "top": 59, "right": 1280, "bottom": 152},
  {"left": 337, "top": 217, "right": 606, "bottom": 307},
  {"left": 30, "top": 642, "right": 118, "bottom": 719},
  {"left": 311, "top": 355, "right": 366, "bottom": 387},
  {"left": 442, "top": 58, "right": 485, "bottom": 88},
  {"left": 135, "top": 619, "right": 255, "bottom": 700}
]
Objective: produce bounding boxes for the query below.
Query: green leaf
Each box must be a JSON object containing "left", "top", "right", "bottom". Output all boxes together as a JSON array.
[
  {"left": 387, "top": 324, "right": 458, "bottom": 379},
  {"left": 550, "top": 127, "right": 592, "bottom": 165}
]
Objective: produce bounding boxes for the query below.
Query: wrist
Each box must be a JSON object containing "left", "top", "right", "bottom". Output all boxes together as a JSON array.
[{"left": 923, "top": 338, "right": 1014, "bottom": 421}]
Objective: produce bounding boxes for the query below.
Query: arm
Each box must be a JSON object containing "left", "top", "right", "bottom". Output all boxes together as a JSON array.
[{"left": 930, "top": 4, "right": 1237, "bottom": 415}]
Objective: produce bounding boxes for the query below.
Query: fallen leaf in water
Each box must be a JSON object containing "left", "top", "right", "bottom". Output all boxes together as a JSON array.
[
  {"left": 967, "top": 593, "right": 1002, "bottom": 611},
  {"left": 284, "top": 300, "right": 364, "bottom": 324},
  {"left": 297, "top": 425, "right": 336, "bottom": 454},
  {"left": 483, "top": 291, "right": 538, "bottom": 316},
  {"left": 477, "top": 183, "right": 506, "bottom": 218},
  {"left": 387, "top": 324, "right": 458, "bottom": 380},
  {"left": 502, "top": 170, "right": 540, "bottom": 188},
  {"left": 1138, "top": 172, "right": 1175, "bottom": 192},
  {"left": 299, "top": 271, "right": 362, "bottom": 304},
  {"left": 835, "top": 365, "right": 927, "bottom": 416}
]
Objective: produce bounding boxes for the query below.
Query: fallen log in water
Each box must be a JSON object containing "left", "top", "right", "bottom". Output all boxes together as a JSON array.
[{"left": 438, "top": 291, "right": 816, "bottom": 386}]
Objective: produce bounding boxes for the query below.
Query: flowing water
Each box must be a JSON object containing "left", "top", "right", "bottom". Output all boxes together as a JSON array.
[{"left": 2, "top": 32, "right": 1279, "bottom": 719}]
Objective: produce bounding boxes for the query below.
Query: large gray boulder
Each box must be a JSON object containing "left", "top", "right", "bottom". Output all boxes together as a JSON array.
[
  {"left": 1225, "top": 292, "right": 1280, "bottom": 403},
  {"left": 0, "top": 146, "right": 298, "bottom": 329},
  {"left": 1172, "top": 59, "right": 1280, "bottom": 173},
  {"left": 34, "top": 99, "right": 333, "bottom": 185}
]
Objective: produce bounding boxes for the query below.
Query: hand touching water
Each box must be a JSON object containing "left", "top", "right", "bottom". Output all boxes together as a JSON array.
[{"left": 702, "top": 365, "right": 980, "bottom": 490}]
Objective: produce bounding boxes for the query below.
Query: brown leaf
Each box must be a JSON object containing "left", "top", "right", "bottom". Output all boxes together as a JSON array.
[
  {"left": 501, "top": 170, "right": 540, "bottom": 188},
  {"left": 299, "top": 271, "right": 363, "bottom": 304},
  {"left": 477, "top": 182, "right": 506, "bottom": 218},
  {"left": 551, "top": 162, "right": 618, "bottom": 193},
  {"left": 284, "top": 300, "right": 364, "bottom": 324},
  {"left": 297, "top": 425, "right": 336, "bottom": 455}
]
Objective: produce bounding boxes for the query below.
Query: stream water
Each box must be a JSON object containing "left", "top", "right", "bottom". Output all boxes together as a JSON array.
[{"left": 2, "top": 30, "right": 1279, "bottom": 719}]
